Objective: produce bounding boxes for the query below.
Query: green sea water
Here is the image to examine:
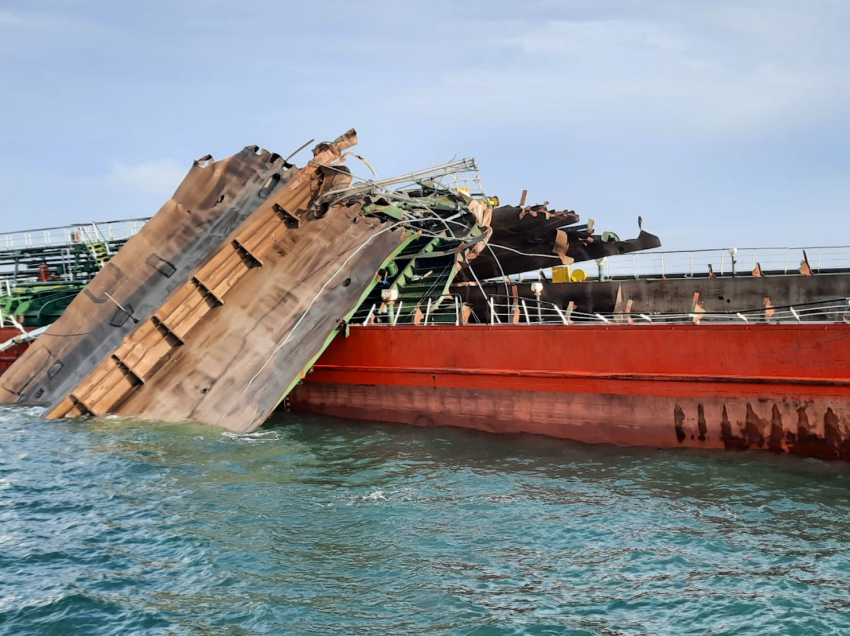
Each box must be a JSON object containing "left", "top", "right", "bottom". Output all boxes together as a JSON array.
[{"left": 1, "top": 406, "right": 849, "bottom": 635}]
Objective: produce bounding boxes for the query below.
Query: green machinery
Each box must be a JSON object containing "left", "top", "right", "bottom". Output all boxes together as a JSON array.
[
  {"left": 0, "top": 219, "right": 147, "bottom": 327},
  {"left": 352, "top": 184, "right": 492, "bottom": 326}
]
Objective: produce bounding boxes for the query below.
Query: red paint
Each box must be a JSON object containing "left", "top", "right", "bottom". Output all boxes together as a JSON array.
[
  {"left": 291, "top": 324, "right": 850, "bottom": 460},
  {"left": 0, "top": 327, "right": 29, "bottom": 374},
  {"left": 6, "top": 321, "right": 850, "bottom": 459}
]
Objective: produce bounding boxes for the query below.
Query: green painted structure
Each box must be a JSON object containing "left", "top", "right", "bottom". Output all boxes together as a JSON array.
[{"left": 0, "top": 219, "right": 145, "bottom": 327}]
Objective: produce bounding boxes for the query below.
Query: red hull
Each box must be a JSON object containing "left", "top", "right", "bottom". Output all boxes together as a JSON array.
[
  {"left": 291, "top": 324, "right": 850, "bottom": 461},
  {"left": 0, "top": 327, "right": 29, "bottom": 375}
]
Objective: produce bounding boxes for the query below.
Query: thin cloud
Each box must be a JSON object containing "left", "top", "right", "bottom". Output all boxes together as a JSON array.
[
  {"left": 2, "top": 0, "right": 850, "bottom": 248},
  {"left": 109, "top": 159, "right": 187, "bottom": 197},
  {"left": 375, "top": 10, "right": 849, "bottom": 138},
  {"left": 0, "top": 9, "right": 93, "bottom": 32},
  {"left": 504, "top": 19, "right": 690, "bottom": 54}
]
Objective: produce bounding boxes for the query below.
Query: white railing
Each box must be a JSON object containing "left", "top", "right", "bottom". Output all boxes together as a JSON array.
[
  {"left": 350, "top": 294, "right": 469, "bottom": 326},
  {"left": 0, "top": 307, "right": 26, "bottom": 333},
  {"left": 600, "top": 246, "right": 850, "bottom": 280},
  {"left": 0, "top": 218, "right": 149, "bottom": 252},
  {"left": 484, "top": 296, "right": 850, "bottom": 326},
  {"left": 351, "top": 295, "right": 850, "bottom": 327},
  {"left": 487, "top": 295, "right": 572, "bottom": 325}
]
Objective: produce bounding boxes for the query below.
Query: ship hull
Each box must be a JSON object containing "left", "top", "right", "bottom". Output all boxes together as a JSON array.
[
  {"left": 0, "top": 327, "right": 29, "bottom": 374},
  {"left": 290, "top": 324, "right": 850, "bottom": 461}
]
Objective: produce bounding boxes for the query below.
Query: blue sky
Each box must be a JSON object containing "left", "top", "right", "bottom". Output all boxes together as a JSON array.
[{"left": 1, "top": 0, "right": 849, "bottom": 249}]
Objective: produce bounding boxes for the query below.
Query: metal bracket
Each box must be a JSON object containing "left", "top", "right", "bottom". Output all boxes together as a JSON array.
[{"left": 273, "top": 203, "right": 301, "bottom": 229}]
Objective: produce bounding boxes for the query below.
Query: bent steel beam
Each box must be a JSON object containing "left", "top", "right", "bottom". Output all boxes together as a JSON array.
[{"left": 457, "top": 203, "right": 661, "bottom": 281}]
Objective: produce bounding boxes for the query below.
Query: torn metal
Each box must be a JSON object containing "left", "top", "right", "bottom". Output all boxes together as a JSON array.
[
  {"left": 456, "top": 201, "right": 661, "bottom": 281},
  {"left": 0, "top": 131, "right": 491, "bottom": 433}
]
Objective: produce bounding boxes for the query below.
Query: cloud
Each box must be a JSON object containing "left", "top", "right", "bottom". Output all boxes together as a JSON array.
[
  {"left": 0, "top": 11, "right": 27, "bottom": 28},
  {"left": 375, "top": 9, "right": 850, "bottom": 139},
  {"left": 0, "top": 8, "right": 101, "bottom": 58},
  {"left": 0, "top": 9, "right": 92, "bottom": 32},
  {"left": 109, "top": 159, "right": 187, "bottom": 196},
  {"left": 504, "top": 19, "right": 690, "bottom": 54}
]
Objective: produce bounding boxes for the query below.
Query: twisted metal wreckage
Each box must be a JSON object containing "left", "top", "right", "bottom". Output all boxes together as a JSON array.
[{"left": 0, "top": 130, "right": 658, "bottom": 433}]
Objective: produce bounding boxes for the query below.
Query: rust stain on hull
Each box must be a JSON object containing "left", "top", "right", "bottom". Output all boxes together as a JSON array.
[
  {"left": 289, "top": 323, "right": 850, "bottom": 461},
  {"left": 291, "top": 383, "right": 850, "bottom": 459}
]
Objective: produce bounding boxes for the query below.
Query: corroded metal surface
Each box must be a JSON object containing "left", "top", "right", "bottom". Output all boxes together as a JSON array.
[
  {"left": 457, "top": 203, "right": 660, "bottom": 280},
  {"left": 83, "top": 202, "right": 409, "bottom": 431},
  {"left": 290, "top": 323, "right": 850, "bottom": 461},
  {"left": 1, "top": 131, "right": 491, "bottom": 432},
  {"left": 27, "top": 131, "right": 406, "bottom": 431},
  {"left": 292, "top": 383, "right": 850, "bottom": 460},
  {"left": 0, "top": 144, "right": 288, "bottom": 406}
]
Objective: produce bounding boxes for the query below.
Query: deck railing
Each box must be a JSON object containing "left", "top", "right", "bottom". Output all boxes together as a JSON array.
[
  {"left": 0, "top": 218, "right": 150, "bottom": 285},
  {"left": 485, "top": 295, "right": 850, "bottom": 326},
  {"left": 599, "top": 246, "right": 850, "bottom": 280},
  {"left": 506, "top": 245, "right": 850, "bottom": 282},
  {"left": 350, "top": 294, "right": 469, "bottom": 326},
  {"left": 352, "top": 294, "right": 850, "bottom": 327},
  {"left": 0, "top": 218, "right": 149, "bottom": 251}
]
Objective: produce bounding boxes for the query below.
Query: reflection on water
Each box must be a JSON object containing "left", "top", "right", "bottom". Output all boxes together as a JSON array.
[{"left": 1, "top": 407, "right": 849, "bottom": 635}]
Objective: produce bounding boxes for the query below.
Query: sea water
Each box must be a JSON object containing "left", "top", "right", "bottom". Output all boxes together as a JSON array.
[{"left": 1, "top": 407, "right": 849, "bottom": 635}]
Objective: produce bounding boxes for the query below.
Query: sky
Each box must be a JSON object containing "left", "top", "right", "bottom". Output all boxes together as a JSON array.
[{"left": 1, "top": 0, "right": 849, "bottom": 249}]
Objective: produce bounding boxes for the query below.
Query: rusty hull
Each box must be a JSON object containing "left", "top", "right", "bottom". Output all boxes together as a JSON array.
[
  {"left": 292, "top": 383, "right": 850, "bottom": 460},
  {"left": 290, "top": 323, "right": 850, "bottom": 461},
  {"left": 42, "top": 130, "right": 413, "bottom": 432},
  {"left": 0, "top": 144, "right": 290, "bottom": 406},
  {"left": 2, "top": 130, "right": 491, "bottom": 433}
]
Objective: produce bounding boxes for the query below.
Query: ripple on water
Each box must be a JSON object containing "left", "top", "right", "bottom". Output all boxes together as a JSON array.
[{"left": 1, "top": 408, "right": 849, "bottom": 635}]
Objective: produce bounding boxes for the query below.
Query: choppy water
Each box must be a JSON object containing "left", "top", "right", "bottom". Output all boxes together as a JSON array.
[{"left": 1, "top": 407, "right": 850, "bottom": 635}]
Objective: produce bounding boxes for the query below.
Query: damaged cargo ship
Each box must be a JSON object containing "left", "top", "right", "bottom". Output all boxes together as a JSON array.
[
  {"left": 0, "top": 130, "right": 497, "bottom": 432},
  {"left": 3, "top": 131, "right": 850, "bottom": 462}
]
